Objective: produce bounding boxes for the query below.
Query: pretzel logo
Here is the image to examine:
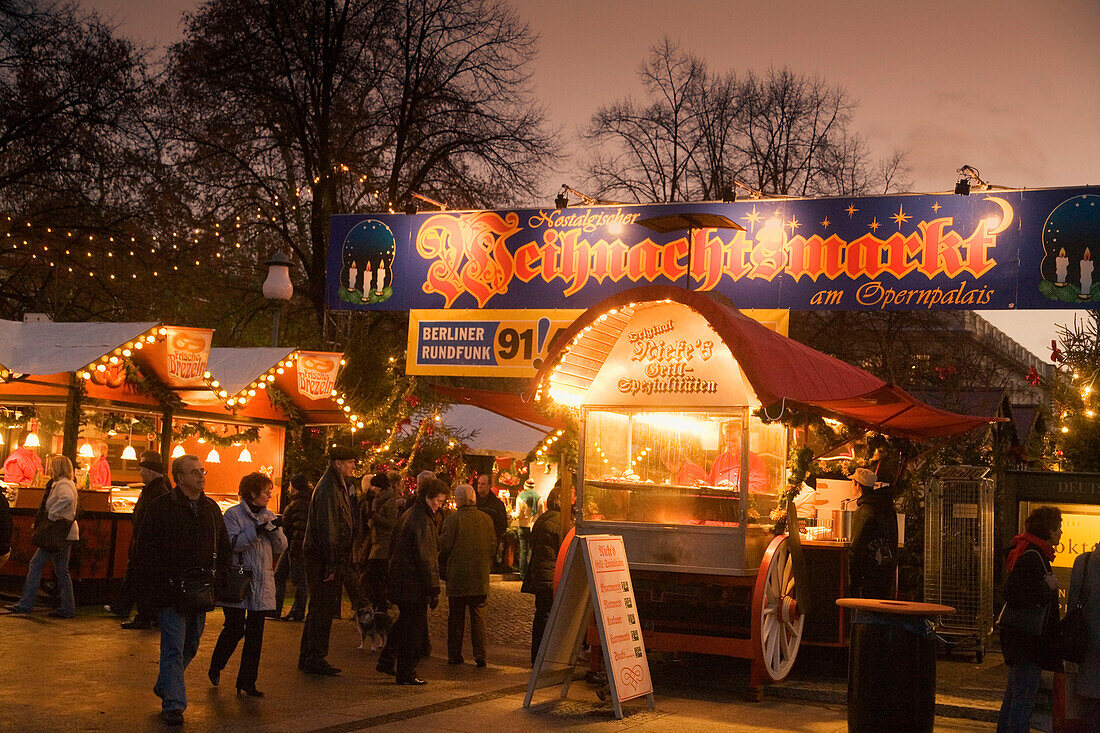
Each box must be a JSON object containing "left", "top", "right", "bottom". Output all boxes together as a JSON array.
[
  {"left": 171, "top": 332, "right": 207, "bottom": 352},
  {"left": 620, "top": 665, "right": 644, "bottom": 691},
  {"left": 300, "top": 355, "right": 336, "bottom": 373}
]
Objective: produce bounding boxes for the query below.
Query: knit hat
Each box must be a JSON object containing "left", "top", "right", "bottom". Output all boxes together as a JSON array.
[{"left": 850, "top": 467, "right": 878, "bottom": 489}]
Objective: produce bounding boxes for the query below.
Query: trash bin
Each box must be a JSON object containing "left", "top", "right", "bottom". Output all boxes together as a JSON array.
[{"left": 836, "top": 599, "right": 954, "bottom": 733}]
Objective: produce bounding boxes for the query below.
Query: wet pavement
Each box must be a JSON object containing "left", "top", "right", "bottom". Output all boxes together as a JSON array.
[{"left": 0, "top": 579, "right": 999, "bottom": 731}]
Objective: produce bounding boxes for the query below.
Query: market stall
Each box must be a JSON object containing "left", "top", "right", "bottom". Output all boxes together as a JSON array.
[{"left": 530, "top": 284, "right": 994, "bottom": 696}]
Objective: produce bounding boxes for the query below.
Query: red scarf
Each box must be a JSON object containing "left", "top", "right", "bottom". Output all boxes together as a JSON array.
[{"left": 1005, "top": 532, "right": 1056, "bottom": 573}]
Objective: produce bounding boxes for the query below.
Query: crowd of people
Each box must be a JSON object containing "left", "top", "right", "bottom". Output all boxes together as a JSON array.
[{"left": 4, "top": 446, "right": 567, "bottom": 726}]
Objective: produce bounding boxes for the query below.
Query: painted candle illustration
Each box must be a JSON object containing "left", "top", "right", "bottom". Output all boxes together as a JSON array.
[
  {"left": 1056, "top": 248, "right": 1069, "bottom": 285},
  {"left": 1081, "top": 248, "right": 1093, "bottom": 298}
]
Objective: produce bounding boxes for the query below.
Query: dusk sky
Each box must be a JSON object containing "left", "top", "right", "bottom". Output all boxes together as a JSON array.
[{"left": 84, "top": 0, "right": 1100, "bottom": 363}]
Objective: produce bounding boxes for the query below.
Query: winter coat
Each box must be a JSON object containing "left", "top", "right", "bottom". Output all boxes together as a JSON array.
[
  {"left": 219, "top": 501, "right": 288, "bottom": 612},
  {"left": 352, "top": 491, "right": 372, "bottom": 565},
  {"left": 1069, "top": 546, "right": 1100, "bottom": 696},
  {"left": 280, "top": 493, "right": 310, "bottom": 558},
  {"left": 132, "top": 474, "right": 170, "bottom": 541},
  {"left": 522, "top": 509, "right": 563, "bottom": 595},
  {"left": 1001, "top": 544, "right": 1062, "bottom": 670},
  {"left": 302, "top": 466, "right": 355, "bottom": 575},
  {"left": 848, "top": 490, "right": 897, "bottom": 599},
  {"left": 387, "top": 499, "right": 440, "bottom": 605},
  {"left": 43, "top": 477, "right": 79, "bottom": 541},
  {"left": 0, "top": 492, "right": 13, "bottom": 556},
  {"left": 438, "top": 505, "right": 497, "bottom": 597},
  {"left": 367, "top": 486, "right": 398, "bottom": 561},
  {"left": 476, "top": 490, "right": 508, "bottom": 540},
  {"left": 134, "top": 487, "right": 232, "bottom": 610}
]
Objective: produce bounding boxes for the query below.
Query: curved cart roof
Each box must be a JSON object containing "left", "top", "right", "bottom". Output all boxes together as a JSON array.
[{"left": 530, "top": 285, "right": 997, "bottom": 439}]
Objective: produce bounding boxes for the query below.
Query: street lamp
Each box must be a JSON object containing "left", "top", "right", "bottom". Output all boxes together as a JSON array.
[{"left": 262, "top": 251, "right": 294, "bottom": 347}]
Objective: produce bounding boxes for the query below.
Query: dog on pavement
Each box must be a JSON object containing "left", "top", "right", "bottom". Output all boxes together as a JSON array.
[{"left": 356, "top": 607, "right": 393, "bottom": 652}]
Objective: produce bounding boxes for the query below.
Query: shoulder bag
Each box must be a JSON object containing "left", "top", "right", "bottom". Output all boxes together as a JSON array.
[
  {"left": 173, "top": 508, "right": 218, "bottom": 614},
  {"left": 31, "top": 483, "right": 73, "bottom": 552},
  {"left": 219, "top": 550, "right": 254, "bottom": 604},
  {"left": 996, "top": 548, "right": 1051, "bottom": 636},
  {"left": 1056, "top": 553, "right": 1092, "bottom": 664}
]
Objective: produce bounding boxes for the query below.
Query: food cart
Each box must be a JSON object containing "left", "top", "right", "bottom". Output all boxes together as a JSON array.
[{"left": 530, "top": 284, "right": 994, "bottom": 697}]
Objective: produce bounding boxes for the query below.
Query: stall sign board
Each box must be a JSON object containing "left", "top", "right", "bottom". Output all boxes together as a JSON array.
[
  {"left": 407, "top": 308, "right": 787, "bottom": 377},
  {"left": 407, "top": 309, "right": 582, "bottom": 376},
  {"left": 163, "top": 327, "right": 213, "bottom": 386},
  {"left": 296, "top": 352, "right": 341, "bottom": 400},
  {"left": 524, "top": 534, "right": 653, "bottom": 719},
  {"left": 328, "top": 187, "right": 1100, "bottom": 313}
]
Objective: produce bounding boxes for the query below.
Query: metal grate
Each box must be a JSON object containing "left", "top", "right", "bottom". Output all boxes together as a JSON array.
[{"left": 923, "top": 466, "right": 995, "bottom": 658}]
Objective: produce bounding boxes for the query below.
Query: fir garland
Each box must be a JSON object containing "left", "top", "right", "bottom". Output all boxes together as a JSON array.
[{"left": 172, "top": 422, "right": 261, "bottom": 447}]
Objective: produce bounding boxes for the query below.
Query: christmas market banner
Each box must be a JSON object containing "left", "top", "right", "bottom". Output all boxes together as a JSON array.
[
  {"left": 295, "top": 351, "right": 341, "bottom": 400},
  {"left": 406, "top": 308, "right": 789, "bottom": 377},
  {"left": 327, "top": 187, "right": 1100, "bottom": 313}
]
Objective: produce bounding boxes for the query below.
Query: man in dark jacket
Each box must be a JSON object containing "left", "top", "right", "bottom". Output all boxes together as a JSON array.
[
  {"left": 134, "top": 454, "right": 231, "bottom": 726},
  {"left": 298, "top": 446, "right": 361, "bottom": 676},
  {"left": 522, "top": 487, "right": 563, "bottom": 664},
  {"left": 109, "top": 450, "right": 172, "bottom": 628},
  {"left": 439, "top": 483, "right": 497, "bottom": 667},
  {"left": 847, "top": 468, "right": 898, "bottom": 599},
  {"left": 475, "top": 473, "right": 508, "bottom": 569},
  {"left": 274, "top": 474, "right": 311, "bottom": 621},
  {"left": 379, "top": 477, "right": 448, "bottom": 685}
]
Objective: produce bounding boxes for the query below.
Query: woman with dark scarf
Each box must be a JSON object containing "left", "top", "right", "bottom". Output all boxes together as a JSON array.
[{"left": 998, "top": 505, "right": 1062, "bottom": 733}]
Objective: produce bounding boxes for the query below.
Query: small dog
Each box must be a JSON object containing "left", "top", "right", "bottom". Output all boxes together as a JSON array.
[{"left": 356, "top": 607, "right": 393, "bottom": 652}]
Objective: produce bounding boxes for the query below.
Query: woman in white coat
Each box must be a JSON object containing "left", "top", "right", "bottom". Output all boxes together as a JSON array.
[
  {"left": 1069, "top": 542, "right": 1100, "bottom": 733},
  {"left": 207, "top": 472, "right": 287, "bottom": 697},
  {"left": 8, "top": 455, "right": 79, "bottom": 618}
]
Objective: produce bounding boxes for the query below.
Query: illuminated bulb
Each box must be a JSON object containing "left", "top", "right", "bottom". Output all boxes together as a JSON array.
[
  {"left": 158, "top": 327, "right": 167, "bottom": 335},
  {"left": 206, "top": 447, "right": 221, "bottom": 463},
  {"left": 121, "top": 444, "right": 137, "bottom": 461},
  {"left": 1087, "top": 410, "right": 1096, "bottom": 418},
  {"left": 1062, "top": 426, "right": 1070, "bottom": 434},
  {"left": 267, "top": 375, "right": 275, "bottom": 382},
  {"left": 226, "top": 398, "right": 236, "bottom": 406},
  {"left": 96, "top": 364, "right": 107, "bottom": 372},
  {"left": 276, "top": 367, "right": 284, "bottom": 374},
  {"left": 204, "top": 371, "right": 211, "bottom": 378},
  {"left": 23, "top": 433, "right": 40, "bottom": 448},
  {"left": 133, "top": 341, "right": 142, "bottom": 349},
  {"left": 122, "top": 349, "right": 131, "bottom": 357},
  {"left": 171, "top": 444, "right": 185, "bottom": 458},
  {"left": 237, "top": 447, "right": 252, "bottom": 462},
  {"left": 210, "top": 380, "right": 219, "bottom": 388}
]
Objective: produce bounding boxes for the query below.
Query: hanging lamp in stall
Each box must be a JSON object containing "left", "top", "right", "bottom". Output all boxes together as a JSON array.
[{"left": 121, "top": 420, "right": 137, "bottom": 461}]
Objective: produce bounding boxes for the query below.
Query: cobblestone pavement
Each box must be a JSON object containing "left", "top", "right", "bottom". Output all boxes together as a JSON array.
[{"left": 0, "top": 578, "right": 996, "bottom": 731}]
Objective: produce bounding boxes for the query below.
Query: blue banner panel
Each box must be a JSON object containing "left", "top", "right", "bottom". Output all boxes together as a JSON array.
[{"left": 327, "top": 187, "right": 1100, "bottom": 312}]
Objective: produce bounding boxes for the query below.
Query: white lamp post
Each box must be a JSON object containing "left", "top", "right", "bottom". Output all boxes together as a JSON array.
[{"left": 262, "top": 252, "right": 294, "bottom": 347}]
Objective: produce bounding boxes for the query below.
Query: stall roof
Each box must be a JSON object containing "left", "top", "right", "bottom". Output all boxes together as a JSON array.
[
  {"left": 206, "top": 347, "right": 296, "bottom": 396},
  {"left": 0, "top": 319, "right": 159, "bottom": 376},
  {"left": 530, "top": 285, "right": 1000, "bottom": 440}
]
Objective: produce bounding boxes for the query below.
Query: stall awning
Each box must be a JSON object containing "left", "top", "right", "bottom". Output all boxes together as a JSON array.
[
  {"left": 440, "top": 403, "right": 552, "bottom": 458},
  {"left": 0, "top": 319, "right": 159, "bottom": 376},
  {"left": 531, "top": 285, "right": 999, "bottom": 440},
  {"left": 429, "top": 384, "right": 565, "bottom": 432}
]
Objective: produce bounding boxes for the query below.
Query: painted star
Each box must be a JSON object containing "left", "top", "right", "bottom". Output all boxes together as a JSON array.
[
  {"left": 820, "top": 217, "right": 831, "bottom": 229},
  {"left": 786, "top": 216, "right": 800, "bottom": 232},
  {"left": 931, "top": 201, "right": 942, "bottom": 213},
  {"left": 742, "top": 205, "right": 762, "bottom": 231},
  {"left": 846, "top": 204, "right": 858, "bottom": 217},
  {"left": 869, "top": 218, "right": 881, "bottom": 231},
  {"left": 891, "top": 206, "right": 912, "bottom": 228}
]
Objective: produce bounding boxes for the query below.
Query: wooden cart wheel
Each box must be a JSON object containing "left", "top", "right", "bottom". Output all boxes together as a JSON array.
[{"left": 752, "top": 534, "right": 806, "bottom": 682}]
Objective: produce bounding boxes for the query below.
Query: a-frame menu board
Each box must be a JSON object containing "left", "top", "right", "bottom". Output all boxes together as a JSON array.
[{"left": 523, "top": 534, "right": 654, "bottom": 719}]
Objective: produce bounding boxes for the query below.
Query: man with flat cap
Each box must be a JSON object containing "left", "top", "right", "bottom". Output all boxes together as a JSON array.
[
  {"left": 107, "top": 449, "right": 172, "bottom": 628},
  {"left": 299, "top": 445, "right": 362, "bottom": 675}
]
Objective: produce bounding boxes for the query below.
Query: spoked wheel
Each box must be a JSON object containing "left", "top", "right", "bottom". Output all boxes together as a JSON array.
[{"left": 752, "top": 534, "right": 806, "bottom": 682}]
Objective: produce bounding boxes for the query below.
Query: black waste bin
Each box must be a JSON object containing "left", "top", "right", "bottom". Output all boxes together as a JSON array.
[{"left": 837, "top": 599, "right": 954, "bottom": 733}]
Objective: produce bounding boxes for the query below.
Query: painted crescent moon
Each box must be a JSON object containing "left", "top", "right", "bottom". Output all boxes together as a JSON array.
[{"left": 984, "top": 196, "right": 1014, "bottom": 235}]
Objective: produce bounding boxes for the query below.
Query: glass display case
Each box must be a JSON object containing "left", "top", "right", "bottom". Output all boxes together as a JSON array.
[{"left": 582, "top": 408, "right": 787, "bottom": 527}]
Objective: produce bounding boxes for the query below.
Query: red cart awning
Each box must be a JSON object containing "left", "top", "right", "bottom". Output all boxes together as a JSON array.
[{"left": 530, "top": 285, "right": 999, "bottom": 440}]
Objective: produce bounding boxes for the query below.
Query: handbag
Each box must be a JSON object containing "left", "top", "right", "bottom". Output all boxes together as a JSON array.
[
  {"left": 175, "top": 567, "right": 216, "bottom": 613},
  {"left": 996, "top": 602, "right": 1048, "bottom": 636},
  {"left": 1056, "top": 553, "right": 1091, "bottom": 664},
  {"left": 218, "top": 552, "right": 254, "bottom": 604},
  {"left": 31, "top": 517, "right": 72, "bottom": 552}
]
